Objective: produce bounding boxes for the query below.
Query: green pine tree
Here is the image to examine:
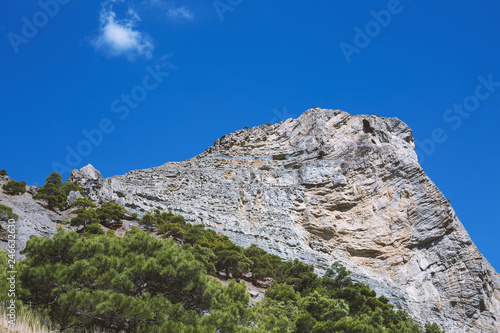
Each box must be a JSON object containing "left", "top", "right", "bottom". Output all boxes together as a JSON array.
[{"left": 2, "top": 180, "right": 27, "bottom": 195}]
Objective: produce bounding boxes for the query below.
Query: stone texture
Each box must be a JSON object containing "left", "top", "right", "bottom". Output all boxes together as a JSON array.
[
  {"left": 66, "top": 190, "right": 83, "bottom": 206},
  {"left": 0, "top": 175, "right": 10, "bottom": 187},
  {"left": 26, "top": 185, "right": 38, "bottom": 196},
  {"left": 0, "top": 191, "right": 66, "bottom": 258},
  {"left": 69, "top": 164, "right": 105, "bottom": 201},
  {"left": 67, "top": 108, "right": 499, "bottom": 332}
]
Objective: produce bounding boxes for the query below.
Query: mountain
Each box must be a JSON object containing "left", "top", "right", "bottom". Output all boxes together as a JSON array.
[{"left": 2, "top": 108, "right": 499, "bottom": 332}]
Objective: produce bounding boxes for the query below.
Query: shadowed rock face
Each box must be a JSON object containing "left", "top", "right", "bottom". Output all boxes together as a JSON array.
[{"left": 70, "top": 108, "right": 500, "bottom": 332}]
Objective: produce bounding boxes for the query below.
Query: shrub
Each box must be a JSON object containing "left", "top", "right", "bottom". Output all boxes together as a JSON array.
[
  {"left": 0, "top": 169, "right": 7, "bottom": 176},
  {"left": 70, "top": 201, "right": 132, "bottom": 232},
  {"left": 2, "top": 180, "right": 27, "bottom": 195},
  {"left": 298, "top": 291, "right": 349, "bottom": 322},
  {"left": 244, "top": 244, "right": 281, "bottom": 283},
  {"left": 60, "top": 181, "right": 85, "bottom": 197},
  {"left": 82, "top": 222, "right": 105, "bottom": 235},
  {"left": 96, "top": 202, "right": 127, "bottom": 228},
  {"left": 69, "top": 198, "right": 96, "bottom": 209},
  {"left": 426, "top": 322, "right": 445, "bottom": 333},
  {"left": 214, "top": 241, "right": 252, "bottom": 279},
  {"left": 265, "top": 283, "right": 300, "bottom": 304},
  {"left": 0, "top": 204, "right": 19, "bottom": 224},
  {"left": 70, "top": 208, "right": 99, "bottom": 228},
  {"left": 33, "top": 172, "right": 84, "bottom": 210},
  {"left": 138, "top": 212, "right": 158, "bottom": 231}
]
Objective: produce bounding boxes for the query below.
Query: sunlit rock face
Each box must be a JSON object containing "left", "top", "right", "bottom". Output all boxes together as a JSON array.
[
  {"left": 0, "top": 191, "right": 63, "bottom": 259},
  {"left": 70, "top": 108, "right": 500, "bottom": 332}
]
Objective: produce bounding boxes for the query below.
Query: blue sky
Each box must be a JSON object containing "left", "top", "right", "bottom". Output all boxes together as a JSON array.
[{"left": 1, "top": 0, "right": 499, "bottom": 271}]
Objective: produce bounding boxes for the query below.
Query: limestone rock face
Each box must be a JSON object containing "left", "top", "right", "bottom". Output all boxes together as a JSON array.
[
  {"left": 69, "top": 164, "right": 104, "bottom": 201},
  {"left": 66, "top": 190, "right": 83, "bottom": 206},
  {"left": 0, "top": 191, "right": 65, "bottom": 258},
  {"left": 70, "top": 108, "right": 499, "bottom": 332}
]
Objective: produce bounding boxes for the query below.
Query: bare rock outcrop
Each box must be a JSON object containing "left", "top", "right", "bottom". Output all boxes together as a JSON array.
[
  {"left": 0, "top": 191, "right": 65, "bottom": 258},
  {"left": 66, "top": 190, "right": 83, "bottom": 206},
  {"left": 69, "top": 164, "right": 105, "bottom": 201},
  {"left": 69, "top": 108, "right": 499, "bottom": 332}
]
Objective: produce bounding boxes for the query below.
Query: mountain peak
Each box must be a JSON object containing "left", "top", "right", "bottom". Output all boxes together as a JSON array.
[{"left": 67, "top": 108, "right": 500, "bottom": 332}]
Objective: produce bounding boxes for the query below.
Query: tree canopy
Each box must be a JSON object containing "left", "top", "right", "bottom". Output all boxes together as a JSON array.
[
  {"left": 2, "top": 179, "right": 26, "bottom": 195},
  {"left": 0, "top": 198, "right": 445, "bottom": 332},
  {"left": 33, "top": 172, "right": 85, "bottom": 210}
]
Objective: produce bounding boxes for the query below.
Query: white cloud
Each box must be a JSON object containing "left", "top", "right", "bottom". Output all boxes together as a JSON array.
[
  {"left": 92, "top": 1, "right": 154, "bottom": 61},
  {"left": 144, "top": 0, "right": 194, "bottom": 21},
  {"left": 167, "top": 7, "right": 193, "bottom": 20}
]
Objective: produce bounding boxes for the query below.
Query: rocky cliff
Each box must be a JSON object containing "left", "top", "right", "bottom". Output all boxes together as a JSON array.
[
  {"left": 0, "top": 175, "right": 65, "bottom": 257},
  {"left": 64, "top": 108, "right": 498, "bottom": 331}
]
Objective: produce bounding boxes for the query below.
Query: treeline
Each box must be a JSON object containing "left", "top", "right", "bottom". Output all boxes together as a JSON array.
[{"left": 0, "top": 226, "right": 444, "bottom": 333}]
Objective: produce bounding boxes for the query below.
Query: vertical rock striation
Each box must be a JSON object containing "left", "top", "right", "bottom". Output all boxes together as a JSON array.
[{"left": 70, "top": 108, "right": 500, "bottom": 332}]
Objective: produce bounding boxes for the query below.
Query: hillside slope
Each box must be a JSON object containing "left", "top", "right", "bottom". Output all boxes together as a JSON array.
[{"left": 68, "top": 108, "right": 500, "bottom": 332}]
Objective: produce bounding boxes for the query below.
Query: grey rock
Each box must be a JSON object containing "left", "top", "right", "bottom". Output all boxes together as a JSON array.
[
  {"left": 69, "top": 164, "right": 104, "bottom": 201},
  {"left": 26, "top": 185, "right": 38, "bottom": 196},
  {"left": 66, "top": 190, "right": 83, "bottom": 206},
  {"left": 72, "top": 108, "right": 499, "bottom": 332},
  {"left": 0, "top": 191, "right": 67, "bottom": 258},
  {"left": 0, "top": 175, "right": 10, "bottom": 187}
]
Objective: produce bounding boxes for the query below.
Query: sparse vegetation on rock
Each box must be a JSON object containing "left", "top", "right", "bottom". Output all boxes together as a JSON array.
[
  {"left": 2, "top": 179, "right": 27, "bottom": 195},
  {"left": 70, "top": 201, "right": 127, "bottom": 232},
  {"left": 70, "top": 208, "right": 99, "bottom": 229},
  {"left": 33, "top": 172, "right": 84, "bottom": 210},
  {"left": 0, "top": 204, "right": 19, "bottom": 226},
  {"left": 95, "top": 201, "right": 127, "bottom": 228},
  {"left": 69, "top": 197, "right": 96, "bottom": 209},
  {"left": 138, "top": 211, "right": 158, "bottom": 231},
  {"left": 425, "top": 322, "right": 446, "bottom": 333}
]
